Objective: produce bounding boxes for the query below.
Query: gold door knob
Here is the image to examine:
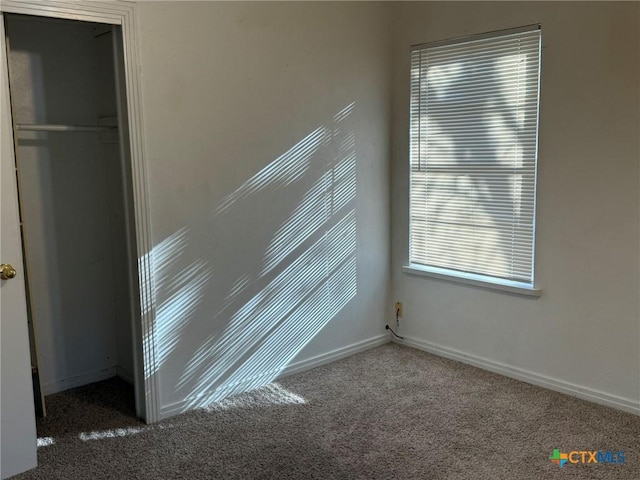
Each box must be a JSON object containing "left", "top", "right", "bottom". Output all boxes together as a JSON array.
[{"left": 0, "top": 264, "right": 17, "bottom": 280}]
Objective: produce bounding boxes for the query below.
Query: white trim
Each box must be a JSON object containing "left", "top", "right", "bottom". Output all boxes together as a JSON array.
[
  {"left": 402, "top": 265, "right": 542, "bottom": 297},
  {"left": 43, "top": 368, "right": 117, "bottom": 396},
  {"left": 395, "top": 335, "right": 640, "bottom": 416},
  {"left": 160, "top": 335, "right": 390, "bottom": 419},
  {"left": 0, "top": 0, "right": 128, "bottom": 24},
  {"left": 279, "top": 334, "right": 389, "bottom": 378},
  {"left": 116, "top": 1, "right": 160, "bottom": 426},
  {"left": 116, "top": 366, "right": 134, "bottom": 385},
  {"left": 0, "top": 0, "right": 159, "bottom": 423}
]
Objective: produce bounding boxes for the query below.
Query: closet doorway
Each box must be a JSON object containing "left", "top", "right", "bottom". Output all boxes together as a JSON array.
[{"left": 4, "top": 13, "right": 139, "bottom": 420}]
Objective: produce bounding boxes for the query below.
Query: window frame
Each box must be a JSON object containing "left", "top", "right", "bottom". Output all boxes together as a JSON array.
[{"left": 404, "top": 25, "right": 542, "bottom": 297}]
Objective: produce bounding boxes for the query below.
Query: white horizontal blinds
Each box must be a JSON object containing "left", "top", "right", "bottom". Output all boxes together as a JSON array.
[{"left": 409, "top": 28, "right": 541, "bottom": 284}]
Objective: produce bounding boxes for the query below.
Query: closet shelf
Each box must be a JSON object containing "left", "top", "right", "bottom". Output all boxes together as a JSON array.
[{"left": 15, "top": 124, "right": 118, "bottom": 133}]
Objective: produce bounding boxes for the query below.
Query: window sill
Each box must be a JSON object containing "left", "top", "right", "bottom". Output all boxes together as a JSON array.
[{"left": 402, "top": 264, "right": 542, "bottom": 297}]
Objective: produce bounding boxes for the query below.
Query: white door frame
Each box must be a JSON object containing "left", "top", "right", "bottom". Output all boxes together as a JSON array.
[{"left": 0, "top": 0, "right": 159, "bottom": 423}]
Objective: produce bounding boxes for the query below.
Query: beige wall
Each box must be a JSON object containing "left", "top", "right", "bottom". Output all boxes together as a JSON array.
[
  {"left": 135, "top": 1, "right": 392, "bottom": 415},
  {"left": 390, "top": 2, "right": 640, "bottom": 411}
]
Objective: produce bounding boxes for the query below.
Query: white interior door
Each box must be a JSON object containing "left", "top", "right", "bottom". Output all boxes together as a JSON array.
[{"left": 0, "top": 13, "right": 38, "bottom": 479}]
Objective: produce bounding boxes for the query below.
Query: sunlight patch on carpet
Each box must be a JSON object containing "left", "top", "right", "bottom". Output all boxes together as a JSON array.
[
  {"left": 203, "top": 382, "right": 306, "bottom": 411},
  {"left": 79, "top": 427, "right": 144, "bottom": 441},
  {"left": 37, "top": 437, "right": 55, "bottom": 447}
]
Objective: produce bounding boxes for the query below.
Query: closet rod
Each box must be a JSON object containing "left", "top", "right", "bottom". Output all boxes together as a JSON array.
[{"left": 15, "top": 124, "right": 118, "bottom": 133}]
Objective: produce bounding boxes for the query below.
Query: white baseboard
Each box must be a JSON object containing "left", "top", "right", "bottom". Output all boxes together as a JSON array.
[
  {"left": 43, "top": 367, "right": 117, "bottom": 395},
  {"left": 116, "top": 366, "right": 134, "bottom": 385},
  {"left": 395, "top": 335, "right": 640, "bottom": 416},
  {"left": 278, "top": 334, "right": 389, "bottom": 378},
  {"left": 160, "top": 334, "right": 390, "bottom": 419}
]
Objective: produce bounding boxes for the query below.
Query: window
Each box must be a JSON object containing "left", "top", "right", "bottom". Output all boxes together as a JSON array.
[{"left": 407, "top": 26, "right": 542, "bottom": 293}]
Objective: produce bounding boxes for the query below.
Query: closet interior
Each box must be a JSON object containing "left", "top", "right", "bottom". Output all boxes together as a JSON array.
[{"left": 4, "top": 14, "right": 138, "bottom": 417}]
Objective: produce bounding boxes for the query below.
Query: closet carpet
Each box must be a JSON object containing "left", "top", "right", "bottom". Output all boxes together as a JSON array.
[{"left": 15, "top": 343, "right": 640, "bottom": 480}]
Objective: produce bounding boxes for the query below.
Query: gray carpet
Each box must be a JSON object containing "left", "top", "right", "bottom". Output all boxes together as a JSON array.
[{"left": 14, "top": 343, "right": 640, "bottom": 479}]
